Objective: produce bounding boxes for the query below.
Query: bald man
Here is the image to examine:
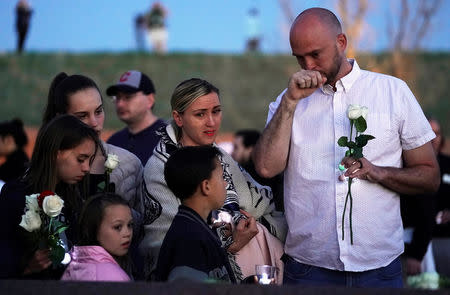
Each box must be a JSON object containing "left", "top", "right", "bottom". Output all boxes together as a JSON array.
[{"left": 253, "top": 8, "right": 439, "bottom": 287}]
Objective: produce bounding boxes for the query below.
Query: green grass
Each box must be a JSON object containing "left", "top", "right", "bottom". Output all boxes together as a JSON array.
[{"left": 0, "top": 52, "right": 449, "bottom": 136}]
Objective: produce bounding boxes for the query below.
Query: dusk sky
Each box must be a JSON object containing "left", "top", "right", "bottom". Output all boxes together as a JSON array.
[{"left": 1, "top": 0, "right": 449, "bottom": 54}]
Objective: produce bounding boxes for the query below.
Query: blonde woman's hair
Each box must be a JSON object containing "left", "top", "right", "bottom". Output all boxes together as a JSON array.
[{"left": 170, "top": 78, "right": 219, "bottom": 140}]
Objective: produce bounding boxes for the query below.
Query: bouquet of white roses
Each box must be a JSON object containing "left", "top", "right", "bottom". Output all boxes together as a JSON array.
[
  {"left": 337, "top": 104, "right": 375, "bottom": 244},
  {"left": 19, "top": 190, "right": 68, "bottom": 265}
]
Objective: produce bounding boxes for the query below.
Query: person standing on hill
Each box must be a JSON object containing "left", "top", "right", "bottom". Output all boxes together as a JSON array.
[
  {"left": 15, "top": 0, "right": 32, "bottom": 54},
  {"left": 146, "top": 1, "right": 168, "bottom": 53},
  {"left": 245, "top": 7, "right": 261, "bottom": 53},
  {"left": 253, "top": 7, "right": 439, "bottom": 287},
  {"left": 135, "top": 14, "right": 147, "bottom": 52},
  {"left": 106, "top": 70, "right": 166, "bottom": 166}
]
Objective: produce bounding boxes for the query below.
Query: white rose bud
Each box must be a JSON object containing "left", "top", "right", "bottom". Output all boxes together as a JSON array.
[
  {"left": 347, "top": 104, "right": 362, "bottom": 120},
  {"left": 43, "top": 195, "right": 64, "bottom": 217},
  {"left": 360, "top": 106, "right": 368, "bottom": 120},
  {"left": 105, "top": 154, "right": 120, "bottom": 171},
  {"left": 25, "top": 194, "right": 40, "bottom": 212},
  {"left": 19, "top": 211, "right": 42, "bottom": 232}
]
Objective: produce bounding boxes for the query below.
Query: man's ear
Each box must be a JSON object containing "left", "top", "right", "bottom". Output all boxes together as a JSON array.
[
  {"left": 200, "top": 179, "right": 210, "bottom": 196},
  {"left": 146, "top": 93, "right": 155, "bottom": 109},
  {"left": 336, "top": 33, "right": 347, "bottom": 52},
  {"left": 172, "top": 110, "right": 183, "bottom": 127}
]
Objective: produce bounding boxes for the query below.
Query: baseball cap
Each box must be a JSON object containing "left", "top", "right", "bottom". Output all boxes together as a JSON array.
[{"left": 106, "top": 70, "right": 155, "bottom": 96}]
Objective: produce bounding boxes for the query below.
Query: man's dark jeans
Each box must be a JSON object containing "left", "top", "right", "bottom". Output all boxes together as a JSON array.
[{"left": 282, "top": 254, "right": 403, "bottom": 287}]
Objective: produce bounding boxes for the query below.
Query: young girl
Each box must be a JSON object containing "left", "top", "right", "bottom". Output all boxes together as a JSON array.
[
  {"left": 0, "top": 118, "right": 29, "bottom": 183},
  {"left": 0, "top": 115, "right": 101, "bottom": 279},
  {"left": 61, "top": 193, "right": 133, "bottom": 281},
  {"left": 42, "top": 72, "right": 145, "bottom": 219}
]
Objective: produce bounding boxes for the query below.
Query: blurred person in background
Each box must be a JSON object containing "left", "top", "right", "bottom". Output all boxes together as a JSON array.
[
  {"left": 231, "top": 129, "right": 284, "bottom": 211},
  {"left": 135, "top": 14, "right": 147, "bottom": 52},
  {"left": 400, "top": 176, "right": 437, "bottom": 277},
  {"left": 429, "top": 117, "right": 450, "bottom": 235},
  {"left": 429, "top": 117, "right": 450, "bottom": 278},
  {"left": 15, "top": 0, "right": 32, "bottom": 54},
  {"left": 0, "top": 118, "right": 29, "bottom": 184},
  {"left": 146, "top": 1, "right": 168, "bottom": 53},
  {"left": 245, "top": 7, "right": 261, "bottom": 53},
  {"left": 106, "top": 70, "right": 166, "bottom": 166}
]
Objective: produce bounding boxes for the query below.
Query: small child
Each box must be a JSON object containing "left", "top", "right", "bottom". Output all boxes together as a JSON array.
[
  {"left": 61, "top": 193, "right": 133, "bottom": 281},
  {"left": 155, "top": 146, "right": 236, "bottom": 283}
]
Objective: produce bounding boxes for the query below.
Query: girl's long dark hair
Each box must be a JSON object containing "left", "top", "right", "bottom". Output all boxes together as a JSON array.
[{"left": 28, "top": 114, "right": 101, "bottom": 213}]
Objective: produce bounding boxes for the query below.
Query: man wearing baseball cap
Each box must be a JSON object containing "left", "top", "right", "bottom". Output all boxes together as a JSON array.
[{"left": 106, "top": 70, "right": 166, "bottom": 165}]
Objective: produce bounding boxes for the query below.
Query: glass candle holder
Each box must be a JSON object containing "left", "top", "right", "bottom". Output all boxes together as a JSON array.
[{"left": 255, "top": 264, "right": 277, "bottom": 285}]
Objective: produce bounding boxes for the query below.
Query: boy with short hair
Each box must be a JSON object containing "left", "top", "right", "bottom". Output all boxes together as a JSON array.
[{"left": 155, "top": 146, "right": 236, "bottom": 283}]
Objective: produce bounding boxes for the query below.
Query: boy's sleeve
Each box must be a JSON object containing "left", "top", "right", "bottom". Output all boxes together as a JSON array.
[
  {"left": 166, "top": 238, "right": 210, "bottom": 282},
  {"left": 167, "top": 266, "right": 208, "bottom": 282}
]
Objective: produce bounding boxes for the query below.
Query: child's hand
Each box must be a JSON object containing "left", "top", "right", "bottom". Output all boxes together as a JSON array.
[
  {"left": 212, "top": 221, "right": 232, "bottom": 238},
  {"left": 442, "top": 209, "right": 450, "bottom": 224},
  {"left": 239, "top": 209, "right": 251, "bottom": 218},
  {"left": 23, "top": 249, "right": 52, "bottom": 275},
  {"left": 227, "top": 215, "right": 259, "bottom": 254}
]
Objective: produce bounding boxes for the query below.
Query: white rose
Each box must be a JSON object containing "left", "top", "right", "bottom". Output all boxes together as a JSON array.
[
  {"left": 25, "top": 194, "right": 40, "bottom": 212},
  {"left": 19, "top": 210, "right": 42, "bottom": 232},
  {"left": 42, "top": 195, "right": 64, "bottom": 217},
  {"left": 105, "top": 154, "right": 120, "bottom": 170},
  {"left": 360, "top": 106, "right": 368, "bottom": 120},
  {"left": 347, "top": 104, "right": 362, "bottom": 120}
]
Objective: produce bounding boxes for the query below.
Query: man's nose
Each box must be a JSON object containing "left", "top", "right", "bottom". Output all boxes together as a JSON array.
[
  {"left": 115, "top": 97, "right": 125, "bottom": 107},
  {"left": 304, "top": 57, "right": 316, "bottom": 70}
]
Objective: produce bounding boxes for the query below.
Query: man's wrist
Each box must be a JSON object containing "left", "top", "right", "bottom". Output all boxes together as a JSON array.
[{"left": 281, "top": 94, "right": 299, "bottom": 115}]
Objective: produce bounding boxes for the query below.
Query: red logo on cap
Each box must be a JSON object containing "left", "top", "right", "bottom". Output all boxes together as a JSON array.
[{"left": 119, "top": 72, "right": 132, "bottom": 82}]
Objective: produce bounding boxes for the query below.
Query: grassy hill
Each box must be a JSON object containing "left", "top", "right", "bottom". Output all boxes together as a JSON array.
[{"left": 1, "top": 52, "right": 449, "bottom": 136}]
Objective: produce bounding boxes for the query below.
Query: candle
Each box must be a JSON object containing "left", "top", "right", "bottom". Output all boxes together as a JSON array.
[{"left": 258, "top": 272, "right": 271, "bottom": 285}]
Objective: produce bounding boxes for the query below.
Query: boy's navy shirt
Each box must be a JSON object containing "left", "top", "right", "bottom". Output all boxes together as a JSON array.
[{"left": 155, "top": 205, "right": 236, "bottom": 283}]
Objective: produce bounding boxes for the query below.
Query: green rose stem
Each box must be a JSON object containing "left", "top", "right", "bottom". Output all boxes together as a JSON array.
[
  {"left": 105, "top": 170, "right": 111, "bottom": 193},
  {"left": 349, "top": 120, "right": 354, "bottom": 144},
  {"left": 48, "top": 217, "right": 55, "bottom": 251},
  {"left": 342, "top": 178, "right": 354, "bottom": 244},
  {"left": 341, "top": 119, "right": 356, "bottom": 245},
  {"left": 48, "top": 217, "right": 53, "bottom": 235}
]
